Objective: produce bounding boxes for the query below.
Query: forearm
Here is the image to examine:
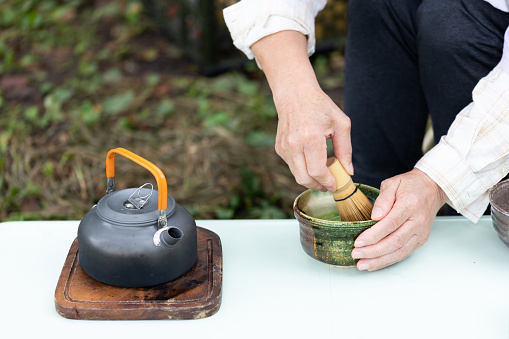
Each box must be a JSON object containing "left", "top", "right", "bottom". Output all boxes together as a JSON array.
[{"left": 251, "top": 30, "right": 321, "bottom": 102}]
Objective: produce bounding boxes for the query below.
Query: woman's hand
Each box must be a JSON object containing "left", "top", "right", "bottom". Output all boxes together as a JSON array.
[
  {"left": 351, "top": 168, "right": 448, "bottom": 271},
  {"left": 274, "top": 84, "right": 352, "bottom": 192},
  {"left": 252, "top": 30, "right": 353, "bottom": 192}
]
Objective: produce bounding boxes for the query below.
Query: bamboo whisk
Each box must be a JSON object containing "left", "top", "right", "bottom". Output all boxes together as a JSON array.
[{"left": 327, "top": 157, "right": 373, "bottom": 222}]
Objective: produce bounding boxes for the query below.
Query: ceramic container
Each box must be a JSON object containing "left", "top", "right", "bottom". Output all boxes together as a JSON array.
[
  {"left": 489, "top": 179, "right": 509, "bottom": 248},
  {"left": 293, "top": 184, "right": 380, "bottom": 267}
]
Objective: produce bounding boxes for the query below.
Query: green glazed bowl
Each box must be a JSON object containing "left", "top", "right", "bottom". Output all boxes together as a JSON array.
[{"left": 293, "top": 184, "right": 380, "bottom": 267}]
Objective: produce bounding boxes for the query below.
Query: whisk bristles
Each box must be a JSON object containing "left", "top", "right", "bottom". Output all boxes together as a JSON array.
[{"left": 327, "top": 157, "right": 373, "bottom": 222}]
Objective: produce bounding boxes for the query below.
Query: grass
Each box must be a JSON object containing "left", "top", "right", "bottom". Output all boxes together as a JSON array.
[{"left": 0, "top": 0, "right": 346, "bottom": 221}]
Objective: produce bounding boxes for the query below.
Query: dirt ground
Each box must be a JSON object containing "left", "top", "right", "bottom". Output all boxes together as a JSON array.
[{"left": 0, "top": 0, "right": 346, "bottom": 221}]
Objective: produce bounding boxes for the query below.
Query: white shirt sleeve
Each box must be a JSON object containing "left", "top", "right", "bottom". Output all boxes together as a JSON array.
[
  {"left": 416, "top": 64, "right": 509, "bottom": 223},
  {"left": 223, "top": 0, "right": 327, "bottom": 60},
  {"left": 485, "top": 0, "right": 509, "bottom": 12}
]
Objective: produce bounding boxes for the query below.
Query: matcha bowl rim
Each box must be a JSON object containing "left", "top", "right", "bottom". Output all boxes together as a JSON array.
[{"left": 293, "top": 184, "right": 380, "bottom": 228}]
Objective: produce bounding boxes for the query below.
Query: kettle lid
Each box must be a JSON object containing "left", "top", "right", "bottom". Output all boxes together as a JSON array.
[{"left": 96, "top": 187, "right": 176, "bottom": 226}]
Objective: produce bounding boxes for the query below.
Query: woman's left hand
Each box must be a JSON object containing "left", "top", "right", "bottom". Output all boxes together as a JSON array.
[{"left": 351, "top": 168, "right": 448, "bottom": 271}]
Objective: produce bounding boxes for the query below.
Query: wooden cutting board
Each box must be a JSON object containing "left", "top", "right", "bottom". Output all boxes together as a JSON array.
[{"left": 54, "top": 226, "right": 222, "bottom": 320}]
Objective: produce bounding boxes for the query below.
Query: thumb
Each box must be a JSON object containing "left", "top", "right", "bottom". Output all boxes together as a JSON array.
[{"left": 371, "top": 179, "right": 398, "bottom": 220}]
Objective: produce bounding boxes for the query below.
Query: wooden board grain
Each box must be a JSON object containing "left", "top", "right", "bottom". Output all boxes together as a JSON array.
[{"left": 55, "top": 227, "right": 222, "bottom": 320}]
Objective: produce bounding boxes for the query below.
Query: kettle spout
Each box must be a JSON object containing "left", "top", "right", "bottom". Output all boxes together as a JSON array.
[{"left": 154, "top": 226, "right": 183, "bottom": 247}]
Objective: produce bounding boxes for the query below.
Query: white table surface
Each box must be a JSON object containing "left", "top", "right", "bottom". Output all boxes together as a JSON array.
[{"left": 1, "top": 216, "right": 508, "bottom": 339}]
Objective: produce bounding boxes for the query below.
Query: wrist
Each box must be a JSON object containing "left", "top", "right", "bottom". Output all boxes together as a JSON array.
[
  {"left": 414, "top": 168, "right": 449, "bottom": 209},
  {"left": 272, "top": 77, "right": 322, "bottom": 112}
]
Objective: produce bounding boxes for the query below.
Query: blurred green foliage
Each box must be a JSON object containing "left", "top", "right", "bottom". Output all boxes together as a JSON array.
[{"left": 0, "top": 0, "right": 345, "bottom": 221}]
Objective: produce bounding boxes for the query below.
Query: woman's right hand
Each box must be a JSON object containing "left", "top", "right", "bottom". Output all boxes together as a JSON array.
[
  {"left": 273, "top": 83, "right": 353, "bottom": 192},
  {"left": 252, "top": 30, "right": 353, "bottom": 192}
]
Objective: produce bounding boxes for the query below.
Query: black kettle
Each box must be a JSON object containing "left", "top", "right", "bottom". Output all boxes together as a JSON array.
[{"left": 77, "top": 148, "right": 197, "bottom": 287}]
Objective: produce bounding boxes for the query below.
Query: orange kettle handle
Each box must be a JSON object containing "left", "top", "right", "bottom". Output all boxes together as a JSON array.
[{"left": 106, "top": 148, "right": 167, "bottom": 212}]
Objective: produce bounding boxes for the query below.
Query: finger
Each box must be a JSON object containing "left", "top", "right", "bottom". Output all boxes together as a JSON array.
[
  {"left": 354, "top": 179, "right": 412, "bottom": 247},
  {"left": 352, "top": 219, "right": 414, "bottom": 259},
  {"left": 356, "top": 234, "right": 420, "bottom": 271},
  {"left": 371, "top": 178, "right": 399, "bottom": 220},
  {"left": 275, "top": 129, "right": 325, "bottom": 191},
  {"left": 303, "top": 136, "right": 336, "bottom": 192},
  {"left": 331, "top": 116, "right": 353, "bottom": 176},
  {"left": 285, "top": 151, "right": 326, "bottom": 191},
  {"left": 355, "top": 205, "right": 411, "bottom": 248}
]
